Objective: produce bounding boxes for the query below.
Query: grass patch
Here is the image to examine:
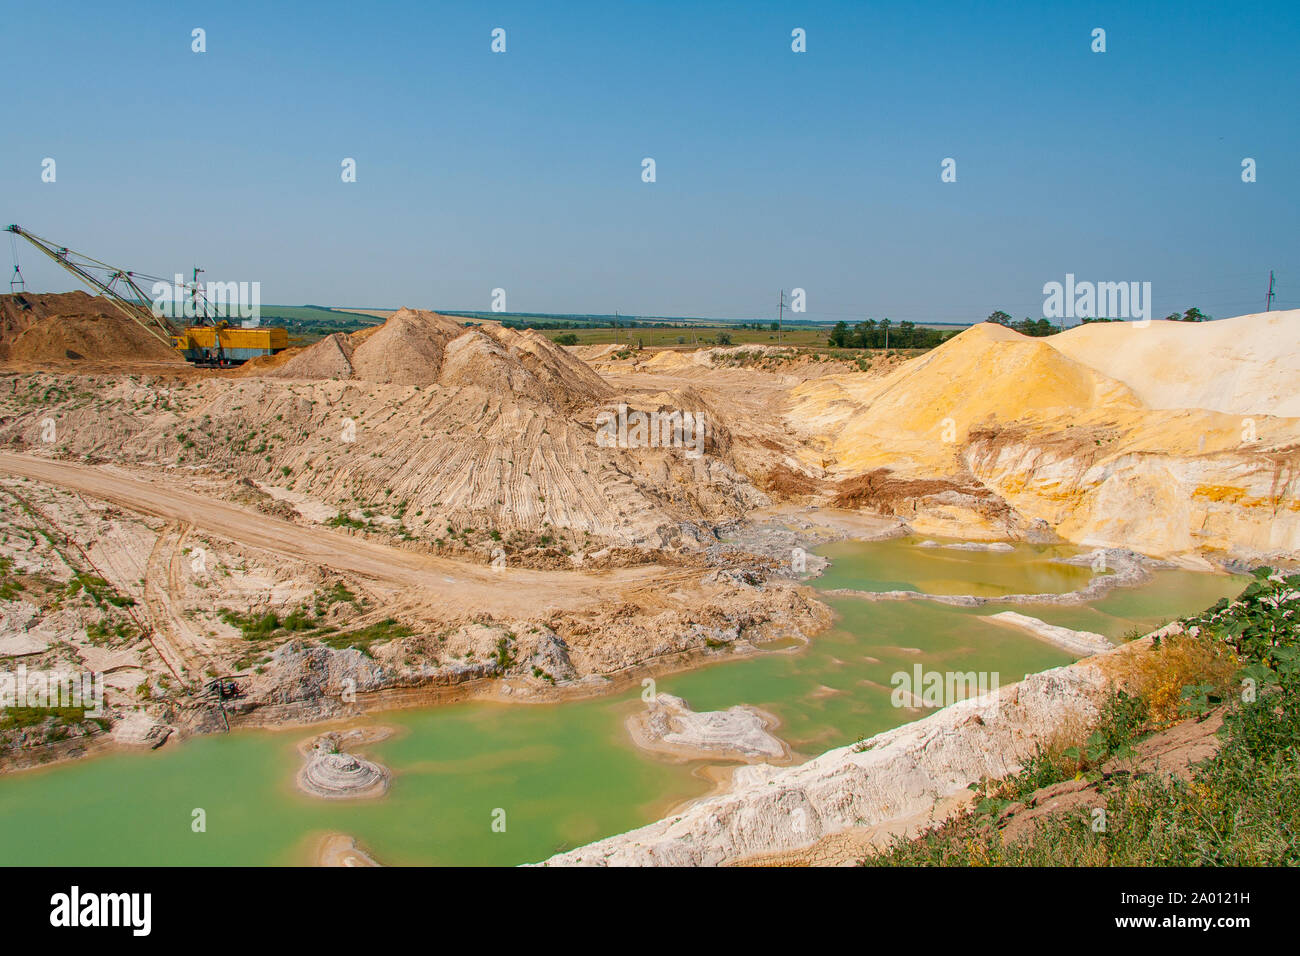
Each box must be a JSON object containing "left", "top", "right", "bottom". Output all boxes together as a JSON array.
[
  {"left": 0, "top": 556, "right": 22, "bottom": 600},
  {"left": 318, "top": 617, "right": 412, "bottom": 657},
  {"left": 219, "top": 607, "right": 317, "bottom": 641},
  {"left": 66, "top": 572, "right": 135, "bottom": 609},
  {"left": 327, "top": 511, "right": 366, "bottom": 530},
  {"left": 492, "top": 635, "right": 516, "bottom": 670},
  {"left": 0, "top": 706, "right": 87, "bottom": 730},
  {"left": 84, "top": 618, "right": 137, "bottom": 645},
  {"left": 313, "top": 581, "right": 359, "bottom": 616}
]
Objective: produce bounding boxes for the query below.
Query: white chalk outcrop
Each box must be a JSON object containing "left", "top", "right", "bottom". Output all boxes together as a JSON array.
[
  {"left": 628, "top": 694, "right": 786, "bottom": 761},
  {"left": 985, "top": 611, "right": 1112, "bottom": 656},
  {"left": 537, "top": 651, "right": 1123, "bottom": 866},
  {"left": 930, "top": 541, "right": 1015, "bottom": 552},
  {"left": 110, "top": 711, "right": 173, "bottom": 749}
]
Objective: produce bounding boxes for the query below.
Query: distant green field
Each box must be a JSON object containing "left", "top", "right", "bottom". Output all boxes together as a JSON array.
[
  {"left": 256, "top": 305, "right": 383, "bottom": 328},
  {"left": 537, "top": 326, "right": 832, "bottom": 348},
  {"left": 254, "top": 305, "right": 969, "bottom": 352},
  {"left": 440, "top": 311, "right": 806, "bottom": 329}
]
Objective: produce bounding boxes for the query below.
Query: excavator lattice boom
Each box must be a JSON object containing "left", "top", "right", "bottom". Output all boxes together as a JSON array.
[{"left": 4, "top": 225, "right": 286, "bottom": 367}]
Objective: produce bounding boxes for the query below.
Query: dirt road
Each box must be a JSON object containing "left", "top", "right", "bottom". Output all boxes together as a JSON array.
[{"left": 0, "top": 453, "right": 673, "bottom": 616}]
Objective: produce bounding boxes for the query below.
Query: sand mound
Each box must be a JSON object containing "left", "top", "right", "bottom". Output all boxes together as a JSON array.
[
  {"left": 790, "top": 322, "right": 1142, "bottom": 474},
  {"left": 642, "top": 349, "right": 703, "bottom": 370},
  {"left": 574, "top": 344, "right": 621, "bottom": 362},
  {"left": 479, "top": 325, "right": 612, "bottom": 405},
  {"left": 349, "top": 309, "right": 463, "bottom": 384},
  {"left": 439, "top": 330, "right": 550, "bottom": 403},
  {"left": 3, "top": 301, "right": 181, "bottom": 366},
  {"left": 1, "top": 291, "right": 180, "bottom": 365},
  {"left": 265, "top": 308, "right": 611, "bottom": 409},
  {"left": 235, "top": 347, "right": 299, "bottom": 375},
  {"left": 270, "top": 332, "right": 355, "bottom": 380},
  {"left": 298, "top": 750, "right": 389, "bottom": 799},
  {"left": 2, "top": 291, "right": 113, "bottom": 348},
  {"left": 1047, "top": 310, "right": 1300, "bottom": 417},
  {"left": 788, "top": 316, "right": 1300, "bottom": 557},
  {"left": 267, "top": 309, "right": 453, "bottom": 383}
]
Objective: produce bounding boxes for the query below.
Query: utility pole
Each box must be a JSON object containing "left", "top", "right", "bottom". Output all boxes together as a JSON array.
[
  {"left": 777, "top": 290, "right": 784, "bottom": 346},
  {"left": 614, "top": 310, "right": 619, "bottom": 346},
  {"left": 1266, "top": 271, "right": 1276, "bottom": 312}
]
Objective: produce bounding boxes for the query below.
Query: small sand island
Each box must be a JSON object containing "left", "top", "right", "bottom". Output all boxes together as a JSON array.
[
  {"left": 628, "top": 694, "right": 788, "bottom": 762},
  {"left": 296, "top": 727, "right": 392, "bottom": 800},
  {"left": 918, "top": 540, "right": 1014, "bottom": 552},
  {"left": 317, "top": 833, "right": 383, "bottom": 867},
  {"left": 986, "top": 611, "right": 1114, "bottom": 657}
]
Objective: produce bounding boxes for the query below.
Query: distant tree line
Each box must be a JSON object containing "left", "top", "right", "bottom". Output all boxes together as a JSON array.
[
  {"left": 983, "top": 311, "right": 1061, "bottom": 336},
  {"left": 1083, "top": 307, "right": 1212, "bottom": 323},
  {"left": 984, "top": 307, "right": 1212, "bottom": 331},
  {"left": 492, "top": 317, "right": 785, "bottom": 332},
  {"left": 827, "top": 319, "right": 957, "bottom": 350},
  {"left": 498, "top": 318, "right": 610, "bottom": 330}
]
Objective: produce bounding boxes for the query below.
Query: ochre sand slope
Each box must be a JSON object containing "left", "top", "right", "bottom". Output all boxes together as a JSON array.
[
  {"left": 786, "top": 314, "right": 1300, "bottom": 559},
  {"left": 264, "top": 308, "right": 611, "bottom": 411}
]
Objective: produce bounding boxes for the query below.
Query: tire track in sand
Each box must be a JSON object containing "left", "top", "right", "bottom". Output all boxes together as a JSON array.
[{"left": 0, "top": 452, "right": 673, "bottom": 619}]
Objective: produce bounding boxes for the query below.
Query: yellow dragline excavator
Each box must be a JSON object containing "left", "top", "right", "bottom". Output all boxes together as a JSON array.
[{"left": 5, "top": 224, "right": 286, "bottom": 367}]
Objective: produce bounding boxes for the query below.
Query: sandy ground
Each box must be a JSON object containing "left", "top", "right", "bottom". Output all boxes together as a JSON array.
[
  {"left": 315, "top": 833, "right": 382, "bottom": 866},
  {"left": 0, "top": 449, "right": 831, "bottom": 763},
  {"left": 2, "top": 300, "right": 1295, "bottom": 834},
  {"left": 0, "top": 451, "right": 675, "bottom": 618},
  {"left": 1047, "top": 311, "right": 1300, "bottom": 417}
]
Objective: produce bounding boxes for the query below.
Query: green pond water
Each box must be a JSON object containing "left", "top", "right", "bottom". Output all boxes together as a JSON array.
[{"left": 0, "top": 536, "right": 1245, "bottom": 866}]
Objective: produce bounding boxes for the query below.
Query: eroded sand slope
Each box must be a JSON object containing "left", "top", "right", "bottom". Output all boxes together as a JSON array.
[{"left": 787, "top": 314, "right": 1300, "bottom": 561}]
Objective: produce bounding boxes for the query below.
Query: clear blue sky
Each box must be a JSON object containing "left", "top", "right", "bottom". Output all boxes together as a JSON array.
[{"left": 4, "top": 0, "right": 1297, "bottom": 322}]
